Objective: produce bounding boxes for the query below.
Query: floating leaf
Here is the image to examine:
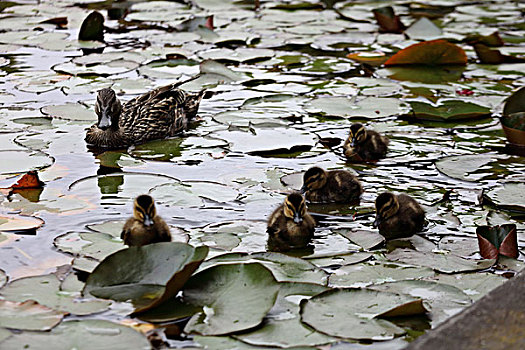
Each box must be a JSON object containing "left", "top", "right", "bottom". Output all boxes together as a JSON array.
[
  {"left": 336, "top": 229, "right": 385, "bottom": 250},
  {"left": 0, "top": 320, "right": 150, "bottom": 349},
  {"left": 0, "top": 214, "right": 44, "bottom": 233},
  {"left": 387, "top": 249, "right": 495, "bottom": 273},
  {"left": 329, "top": 262, "right": 435, "bottom": 288},
  {"left": 83, "top": 242, "right": 209, "bottom": 313},
  {"left": 0, "top": 150, "right": 53, "bottom": 175},
  {"left": 8, "top": 170, "right": 45, "bottom": 190},
  {"left": 474, "top": 44, "right": 525, "bottom": 64},
  {"left": 184, "top": 263, "right": 280, "bottom": 335},
  {"left": 346, "top": 52, "right": 388, "bottom": 67},
  {"left": 503, "top": 86, "right": 525, "bottom": 117},
  {"left": 307, "top": 252, "right": 372, "bottom": 268},
  {"left": 41, "top": 103, "right": 95, "bottom": 122},
  {"left": 476, "top": 224, "right": 518, "bottom": 259},
  {"left": 78, "top": 11, "right": 104, "bottom": 42},
  {"left": 54, "top": 231, "right": 124, "bottom": 261},
  {"left": 405, "top": 17, "right": 442, "bottom": 41},
  {"left": 200, "top": 252, "right": 328, "bottom": 285},
  {"left": 483, "top": 183, "right": 525, "bottom": 213},
  {"left": 408, "top": 100, "right": 491, "bottom": 121},
  {"left": 301, "top": 288, "right": 426, "bottom": 340},
  {"left": 150, "top": 181, "right": 238, "bottom": 207},
  {"left": 0, "top": 274, "right": 111, "bottom": 316},
  {"left": 384, "top": 40, "right": 467, "bottom": 66},
  {"left": 0, "top": 270, "right": 6, "bottom": 289},
  {"left": 372, "top": 6, "right": 405, "bottom": 34},
  {"left": 305, "top": 96, "right": 404, "bottom": 119},
  {"left": 0, "top": 300, "right": 65, "bottom": 331},
  {"left": 428, "top": 272, "right": 506, "bottom": 301}
]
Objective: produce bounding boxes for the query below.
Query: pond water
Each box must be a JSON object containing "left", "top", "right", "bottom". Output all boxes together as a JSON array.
[{"left": 0, "top": 0, "right": 524, "bottom": 349}]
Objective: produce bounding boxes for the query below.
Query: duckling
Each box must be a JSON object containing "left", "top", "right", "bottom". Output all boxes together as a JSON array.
[
  {"left": 343, "top": 123, "right": 389, "bottom": 161},
  {"left": 300, "top": 167, "right": 363, "bottom": 204},
  {"left": 121, "top": 194, "right": 171, "bottom": 246},
  {"left": 85, "top": 84, "right": 205, "bottom": 149},
  {"left": 267, "top": 192, "right": 316, "bottom": 251},
  {"left": 374, "top": 192, "right": 425, "bottom": 239}
]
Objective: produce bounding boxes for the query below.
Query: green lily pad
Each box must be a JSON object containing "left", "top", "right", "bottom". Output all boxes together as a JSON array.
[
  {"left": 484, "top": 183, "right": 525, "bottom": 212},
  {"left": 305, "top": 96, "right": 405, "bottom": 119},
  {"left": 387, "top": 249, "right": 495, "bottom": 273},
  {"left": 150, "top": 181, "right": 238, "bottom": 206},
  {"left": 183, "top": 263, "right": 280, "bottom": 335},
  {"left": 0, "top": 274, "right": 111, "bottom": 316},
  {"left": 54, "top": 231, "right": 124, "bottom": 261},
  {"left": 378, "top": 66, "right": 465, "bottom": 84},
  {"left": 438, "top": 236, "right": 479, "bottom": 257},
  {"left": 200, "top": 252, "right": 328, "bottom": 285},
  {"left": 0, "top": 300, "right": 65, "bottom": 331},
  {"left": 78, "top": 11, "right": 104, "bottom": 41},
  {"left": 436, "top": 154, "right": 525, "bottom": 182},
  {"left": 41, "top": 103, "right": 95, "bottom": 122},
  {"left": 86, "top": 220, "right": 125, "bottom": 237},
  {"left": 194, "top": 335, "right": 264, "bottom": 350},
  {"left": 301, "top": 288, "right": 426, "bottom": 340},
  {"left": 199, "top": 48, "right": 274, "bottom": 63},
  {"left": 408, "top": 100, "right": 491, "bottom": 121},
  {"left": 53, "top": 60, "right": 139, "bottom": 77},
  {"left": 0, "top": 150, "right": 53, "bottom": 175},
  {"left": 134, "top": 297, "right": 201, "bottom": 323},
  {"left": 329, "top": 262, "right": 435, "bottom": 288},
  {"left": 336, "top": 229, "right": 385, "bottom": 250},
  {"left": 0, "top": 320, "right": 150, "bottom": 350},
  {"left": 370, "top": 280, "right": 472, "bottom": 326},
  {"left": 307, "top": 252, "right": 372, "bottom": 268},
  {"left": 84, "top": 242, "right": 208, "bottom": 313},
  {"left": 503, "top": 86, "right": 525, "bottom": 116},
  {"left": 0, "top": 214, "right": 44, "bottom": 233},
  {"left": 428, "top": 272, "right": 507, "bottom": 301}
]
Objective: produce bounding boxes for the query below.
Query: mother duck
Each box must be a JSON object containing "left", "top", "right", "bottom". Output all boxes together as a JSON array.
[{"left": 85, "top": 83, "right": 204, "bottom": 149}]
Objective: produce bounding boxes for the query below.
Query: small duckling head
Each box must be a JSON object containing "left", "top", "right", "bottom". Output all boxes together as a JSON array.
[
  {"left": 374, "top": 192, "right": 399, "bottom": 227},
  {"left": 95, "top": 88, "right": 122, "bottom": 131},
  {"left": 133, "top": 194, "right": 157, "bottom": 227},
  {"left": 301, "top": 167, "right": 328, "bottom": 193},
  {"left": 283, "top": 192, "right": 308, "bottom": 224},
  {"left": 348, "top": 123, "right": 367, "bottom": 147}
]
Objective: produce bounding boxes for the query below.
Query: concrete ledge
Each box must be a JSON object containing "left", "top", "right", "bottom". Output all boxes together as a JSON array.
[{"left": 405, "top": 269, "right": 525, "bottom": 350}]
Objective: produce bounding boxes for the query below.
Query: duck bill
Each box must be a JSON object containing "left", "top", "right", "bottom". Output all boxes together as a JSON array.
[
  {"left": 350, "top": 138, "right": 357, "bottom": 148},
  {"left": 97, "top": 112, "right": 111, "bottom": 130},
  {"left": 300, "top": 185, "right": 307, "bottom": 194},
  {"left": 373, "top": 215, "right": 381, "bottom": 228},
  {"left": 293, "top": 213, "right": 303, "bottom": 224},
  {"left": 143, "top": 214, "right": 154, "bottom": 227}
]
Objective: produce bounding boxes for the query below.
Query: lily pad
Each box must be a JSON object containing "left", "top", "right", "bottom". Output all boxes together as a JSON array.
[
  {"left": 476, "top": 224, "right": 519, "bottom": 259},
  {"left": 301, "top": 288, "right": 426, "bottom": 340},
  {"left": 200, "top": 252, "right": 328, "bottom": 285},
  {"left": 370, "top": 280, "right": 472, "bottom": 326},
  {"left": 0, "top": 270, "right": 6, "bottom": 289},
  {"left": 307, "top": 252, "right": 372, "bottom": 268},
  {"left": 78, "top": 11, "right": 104, "bottom": 41},
  {"left": 305, "top": 96, "right": 405, "bottom": 119},
  {"left": 428, "top": 272, "right": 507, "bottom": 301},
  {"left": 0, "top": 150, "right": 53, "bottom": 175},
  {"left": 336, "top": 229, "right": 385, "bottom": 250},
  {"left": 387, "top": 249, "right": 495, "bottom": 273},
  {"left": 329, "top": 262, "right": 435, "bottom": 288},
  {"left": 54, "top": 231, "right": 124, "bottom": 261},
  {"left": 0, "top": 300, "right": 65, "bottom": 331},
  {"left": 408, "top": 100, "right": 491, "bottom": 121},
  {"left": 41, "top": 103, "right": 95, "bottom": 122},
  {"left": 0, "top": 274, "right": 111, "bottom": 316},
  {"left": 0, "top": 320, "right": 150, "bottom": 350},
  {"left": 0, "top": 214, "right": 44, "bottom": 233},
  {"left": 484, "top": 183, "right": 525, "bottom": 212},
  {"left": 83, "top": 242, "right": 209, "bottom": 312},
  {"left": 150, "top": 181, "right": 238, "bottom": 207},
  {"left": 384, "top": 40, "right": 467, "bottom": 66},
  {"left": 183, "top": 263, "right": 280, "bottom": 335},
  {"left": 436, "top": 154, "right": 525, "bottom": 182}
]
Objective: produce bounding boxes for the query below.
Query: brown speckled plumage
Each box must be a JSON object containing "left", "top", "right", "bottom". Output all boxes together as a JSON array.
[
  {"left": 301, "top": 167, "right": 363, "bottom": 204},
  {"left": 374, "top": 192, "right": 425, "bottom": 239},
  {"left": 343, "top": 123, "right": 389, "bottom": 162},
  {"left": 85, "top": 84, "right": 205, "bottom": 149}
]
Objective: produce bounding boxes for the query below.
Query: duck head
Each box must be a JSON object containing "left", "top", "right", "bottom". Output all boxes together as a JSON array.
[
  {"left": 95, "top": 88, "right": 122, "bottom": 131},
  {"left": 133, "top": 194, "right": 157, "bottom": 227},
  {"left": 301, "top": 166, "right": 328, "bottom": 194},
  {"left": 374, "top": 192, "right": 399, "bottom": 227},
  {"left": 347, "top": 123, "right": 367, "bottom": 148},
  {"left": 283, "top": 192, "right": 308, "bottom": 224}
]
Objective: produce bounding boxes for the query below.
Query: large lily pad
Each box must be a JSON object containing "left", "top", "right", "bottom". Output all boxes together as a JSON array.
[
  {"left": 336, "top": 229, "right": 385, "bottom": 250},
  {"left": 183, "top": 263, "right": 280, "bottom": 335},
  {"left": 435, "top": 154, "right": 525, "bottom": 182},
  {"left": 428, "top": 272, "right": 507, "bottom": 301},
  {"left": 387, "top": 249, "right": 495, "bottom": 273},
  {"left": 408, "top": 100, "right": 491, "bottom": 121},
  {"left": 0, "top": 300, "right": 65, "bottom": 331},
  {"left": 54, "top": 231, "right": 124, "bottom": 261},
  {"left": 83, "top": 242, "right": 209, "bottom": 312},
  {"left": 305, "top": 96, "right": 405, "bottom": 119},
  {"left": 301, "top": 288, "right": 426, "bottom": 340},
  {"left": 0, "top": 274, "right": 110, "bottom": 316},
  {"left": 150, "top": 181, "right": 238, "bottom": 207},
  {"left": 0, "top": 150, "right": 53, "bottom": 175},
  {"left": 329, "top": 262, "right": 435, "bottom": 288},
  {"left": 40, "top": 103, "right": 95, "bottom": 122},
  {"left": 483, "top": 183, "right": 525, "bottom": 212},
  {"left": 0, "top": 320, "right": 150, "bottom": 350},
  {"left": 200, "top": 252, "right": 328, "bottom": 285},
  {"left": 0, "top": 214, "right": 44, "bottom": 233}
]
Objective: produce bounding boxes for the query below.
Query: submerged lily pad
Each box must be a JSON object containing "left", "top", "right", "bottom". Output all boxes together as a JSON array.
[
  {"left": 484, "top": 183, "right": 525, "bottom": 212},
  {"left": 387, "top": 249, "right": 495, "bottom": 273},
  {"left": 84, "top": 242, "right": 208, "bottom": 312},
  {"left": 301, "top": 288, "right": 426, "bottom": 340},
  {"left": 0, "top": 274, "right": 111, "bottom": 316},
  {"left": 200, "top": 252, "right": 328, "bottom": 285},
  {"left": 184, "top": 263, "right": 280, "bottom": 335},
  {"left": 0, "top": 150, "right": 53, "bottom": 175},
  {"left": 0, "top": 300, "right": 65, "bottom": 331},
  {"left": 0, "top": 320, "right": 150, "bottom": 350},
  {"left": 408, "top": 100, "right": 491, "bottom": 121}
]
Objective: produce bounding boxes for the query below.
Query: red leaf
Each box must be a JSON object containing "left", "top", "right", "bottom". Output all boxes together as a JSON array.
[
  {"left": 499, "top": 225, "right": 519, "bottom": 259},
  {"left": 11, "top": 171, "right": 45, "bottom": 189},
  {"left": 384, "top": 40, "right": 467, "bottom": 66},
  {"left": 372, "top": 6, "right": 405, "bottom": 34},
  {"left": 476, "top": 234, "right": 499, "bottom": 260}
]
